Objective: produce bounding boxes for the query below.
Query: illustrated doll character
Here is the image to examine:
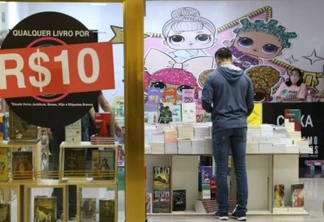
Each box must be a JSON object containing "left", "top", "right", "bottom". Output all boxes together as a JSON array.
[
  {"left": 145, "top": 68, "right": 198, "bottom": 101},
  {"left": 162, "top": 7, "right": 218, "bottom": 63},
  {"left": 223, "top": 18, "right": 297, "bottom": 70},
  {"left": 246, "top": 65, "right": 280, "bottom": 102}
]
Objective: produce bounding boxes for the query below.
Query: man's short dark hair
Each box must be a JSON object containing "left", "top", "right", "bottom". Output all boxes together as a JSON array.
[{"left": 215, "top": 47, "right": 232, "bottom": 59}]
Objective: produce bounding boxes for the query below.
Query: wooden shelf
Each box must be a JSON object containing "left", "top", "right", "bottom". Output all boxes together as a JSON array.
[
  {"left": 145, "top": 152, "right": 309, "bottom": 156},
  {"left": 60, "top": 141, "right": 118, "bottom": 148}
]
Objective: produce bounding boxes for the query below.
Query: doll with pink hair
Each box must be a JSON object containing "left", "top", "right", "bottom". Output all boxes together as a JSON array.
[{"left": 145, "top": 68, "right": 198, "bottom": 101}]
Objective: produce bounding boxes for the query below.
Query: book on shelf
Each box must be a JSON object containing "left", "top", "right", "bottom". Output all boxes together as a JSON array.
[
  {"left": 153, "top": 189, "right": 171, "bottom": 213},
  {"left": 34, "top": 196, "right": 57, "bottom": 222},
  {"left": 196, "top": 106, "right": 205, "bottom": 123},
  {"left": 65, "top": 119, "right": 82, "bottom": 143},
  {"left": 172, "top": 189, "right": 186, "bottom": 211},
  {"left": 201, "top": 166, "right": 213, "bottom": 199},
  {"left": 182, "top": 103, "right": 196, "bottom": 123},
  {"left": 0, "top": 148, "right": 8, "bottom": 182},
  {"left": 81, "top": 198, "right": 96, "bottom": 222},
  {"left": 291, "top": 183, "right": 304, "bottom": 208},
  {"left": 153, "top": 166, "right": 170, "bottom": 190},
  {"left": 0, "top": 202, "right": 10, "bottom": 222},
  {"left": 146, "top": 88, "right": 160, "bottom": 105},
  {"left": 146, "top": 193, "right": 152, "bottom": 214},
  {"left": 0, "top": 113, "right": 9, "bottom": 141},
  {"left": 99, "top": 199, "right": 115, "bottom": 222},
  {"left": 182, "top": 89, "right": 195, "bottom": 103},
  {"left": 158, "top": 103, "right": 173, "bottom": 124},
  {"left": 92, "top": 149, "right": 115, "bottom": 180},
  {"left": 12, "top": 151, "right": 33, "bottom": 180},
  {"left": 274, "top": 184, "right": 285, "bottom": 207},
  {"left": 163, "top": 88, "right": 177, "bottom": 105},
  {"left": 9, "top": 109, "right": 38, "bottom": 141},
  {"left": 284, "top": 109, "right": 301, "bottom": 132},
  {"left": 117, "top": 144, "right": 125, "bottom": 167},
  {"left": 64, "top": 149, "right": 85, "bottom": 177},
  {"left": 171, "top": 105, "right": 182, "bottom": 122},
  {"left": 113, "top": 95, "right": 125, "bottom": 118}
]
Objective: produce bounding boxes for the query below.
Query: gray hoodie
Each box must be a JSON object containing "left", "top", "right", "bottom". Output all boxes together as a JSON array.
[{"left": 202, "top": 64, "right": 254, "bottom": 132}]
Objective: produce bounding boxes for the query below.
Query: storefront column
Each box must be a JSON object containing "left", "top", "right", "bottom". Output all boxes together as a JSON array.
[{"left": 123, "top": 0, "right": 145, "bottom": 221}]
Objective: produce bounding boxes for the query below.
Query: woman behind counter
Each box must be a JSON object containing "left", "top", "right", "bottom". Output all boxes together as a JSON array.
[{"left": 276, "top": 68, "right": 307, "bottom": 102}]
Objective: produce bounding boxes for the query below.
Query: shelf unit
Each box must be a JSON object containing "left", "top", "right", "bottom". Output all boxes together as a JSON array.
[
  {"left": 0, "top": 141, "right": 118, "bottom": 222},
  {"left": 146, "top": 151, "right": 309, "bottom": 216}
]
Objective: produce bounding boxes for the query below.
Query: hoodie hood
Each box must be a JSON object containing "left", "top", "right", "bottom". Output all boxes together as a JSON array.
[{"left": 218, "top": 65, "right": 244, "bottom": 83}]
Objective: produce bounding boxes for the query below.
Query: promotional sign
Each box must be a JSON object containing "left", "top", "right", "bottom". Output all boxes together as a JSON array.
[
  {"left": 1, "top": 12, "right": 115, "bottom": 128},
  {"left": 0, "top": 41, "right": 114, "bottom": 98},
  {"left": 262, "top": 103, "right": 324, "bottom": 164}
]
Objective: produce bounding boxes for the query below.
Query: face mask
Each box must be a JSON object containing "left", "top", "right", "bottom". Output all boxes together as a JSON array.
[{"left": 290, "top": 76, "right": 299, "bottom": 84}]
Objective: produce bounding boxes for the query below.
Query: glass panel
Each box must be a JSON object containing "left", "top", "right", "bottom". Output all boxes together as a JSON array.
[{"left": 0, "top": 2, "right": 125, "bottom": 221}]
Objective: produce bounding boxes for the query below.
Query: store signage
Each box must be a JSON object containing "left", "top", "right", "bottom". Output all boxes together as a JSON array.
[
  {"left": 0, "top": 41, "right": 114, "bottom": 98},
  {"left": 1, "top": 11, "right": 113, "bottom": 128},
  {"left": 262, "top": 103, "right": 324, "bottom": 162}
]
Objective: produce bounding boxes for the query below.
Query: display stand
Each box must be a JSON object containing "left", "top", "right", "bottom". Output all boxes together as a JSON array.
[
  {"left": 146, "top": 152, "right": 309, "bottom": 216},
  {"left": 60, "top": 141, "right": 119, "bottom": 222}
]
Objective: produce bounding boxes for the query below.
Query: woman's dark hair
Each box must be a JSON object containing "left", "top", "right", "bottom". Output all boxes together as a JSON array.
[{"left": 285, "top": 68, "right": 304, "bottom": 87}]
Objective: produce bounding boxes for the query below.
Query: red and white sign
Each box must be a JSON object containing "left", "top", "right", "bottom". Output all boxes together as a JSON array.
[{"left": 0, "top": 41, "right": 115, "bottom": 98}]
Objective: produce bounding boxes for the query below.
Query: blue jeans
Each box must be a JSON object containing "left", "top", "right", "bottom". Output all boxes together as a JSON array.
[{"left": 213, "top": 128, "right": 248, "bottom": 213}]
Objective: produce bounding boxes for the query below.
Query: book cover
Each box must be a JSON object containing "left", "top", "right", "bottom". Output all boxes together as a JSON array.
[
  {"left": 65, "top": 119, "right": 82, "bottom": 143},
  {"left": 182, "top": 89, "right": 195, "bottom": 103},
  {"left": 153, "top": 189, "right": 171, "bottom": 213},
  {"left": 81, "top": 198, "right": 96, "bottom": 222},
  {"left": 0, "top": 148, "right": 8, "bottom": 182},
  {"left": 64, "top": 149, "right": 85, "bottom": 177},
  {"left": 153, "top": 166, "right": 170, "bottom": 190},
  {"left": 201, "top": 166, "right": 213, "bottom": 185},
  {"left": 0, "top": 113, "right": 5, "bottom": 141},
  {"left": 172, "top": 105, "right": 181, "bottom": 122},
  {"left": 163, "top": 88, "right": 177, "bottom": 104},
  {"left": 172, "top": 190, "right": 186, "bottom": 211},
  {"left": 113, "top": 96, "right": 124, "bottom": 118},
  {"left": 274, "top": 184, "right": 285, "bottom": 207},
  {"left": 146, "top": 88, "right": 160, "bottom": 104},
  {"left": 117, "top": 144, "right": 125, "bottom": 167},
  {"left": 196, "top": 107, "right": 205, "bottom": 123},
  {"left": 34, "top": 196, "right": 57, "bottom": 222},
  {"left": 182, "top": 103, "right": 196, "bottom": 123},
  {"left": 291, "top": 183, "right": 304, "bottom": 208},
  {"left": 284, "top": 109, "right": 301, "bottom": 131},
  {"left": 99, "top": 199, "right": 115, "bottom": 222},
  {"left": 92, "top": 149, "right": 115, "bottom": 180},
  {"left": 0, "top": 203, "right": 10, "bottom": 222},
  {"left": 9, "top": 109, "right": 38, "bottom": 141},
  {"left": 12, "top": 151, "right": 33, "bottom": 180},
  {"left": 146, "top": 193, "right": 152, "bottom": 214},
  {"left": 158, "top": 103, "right": 173, "bottom": 124}
]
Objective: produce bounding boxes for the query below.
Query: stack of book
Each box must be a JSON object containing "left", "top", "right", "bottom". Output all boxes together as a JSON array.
[
  {"left": 194, "top": 125, "right": 210, "bottom": 139},
  {"left": 151, "top": 142, "right": 165, "bottom": 154},
  {"left": 164, "top": 130, "right": 178, "bottom": 142},
  {"left": 177, "top": 138, "right": 192, "bottom": 154},
  {"left": 165, "top": 142, "right": 178, "bottom": 154},
  {"left": 177, "top": 125, "right": 194, "bottom": 139},
  {"left": 204, "top": 137, "right": 213, "bottom": 154},
  {"left": 191, "top": 139, "right": 206, "bottom": 154}
]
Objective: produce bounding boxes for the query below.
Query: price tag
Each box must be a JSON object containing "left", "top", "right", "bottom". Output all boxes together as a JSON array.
[{"left": 0, "top": 41, "right": 114, "bottom": 98}]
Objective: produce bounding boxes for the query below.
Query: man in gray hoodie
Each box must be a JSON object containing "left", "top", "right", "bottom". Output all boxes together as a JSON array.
[{"left": 202, "top": 47, "right": 254, "bottom": 221}]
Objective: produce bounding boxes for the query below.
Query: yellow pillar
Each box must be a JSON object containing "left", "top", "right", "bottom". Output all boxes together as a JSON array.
[{"left": 123, "top": 0, "right": 145, "bottom": 222}]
